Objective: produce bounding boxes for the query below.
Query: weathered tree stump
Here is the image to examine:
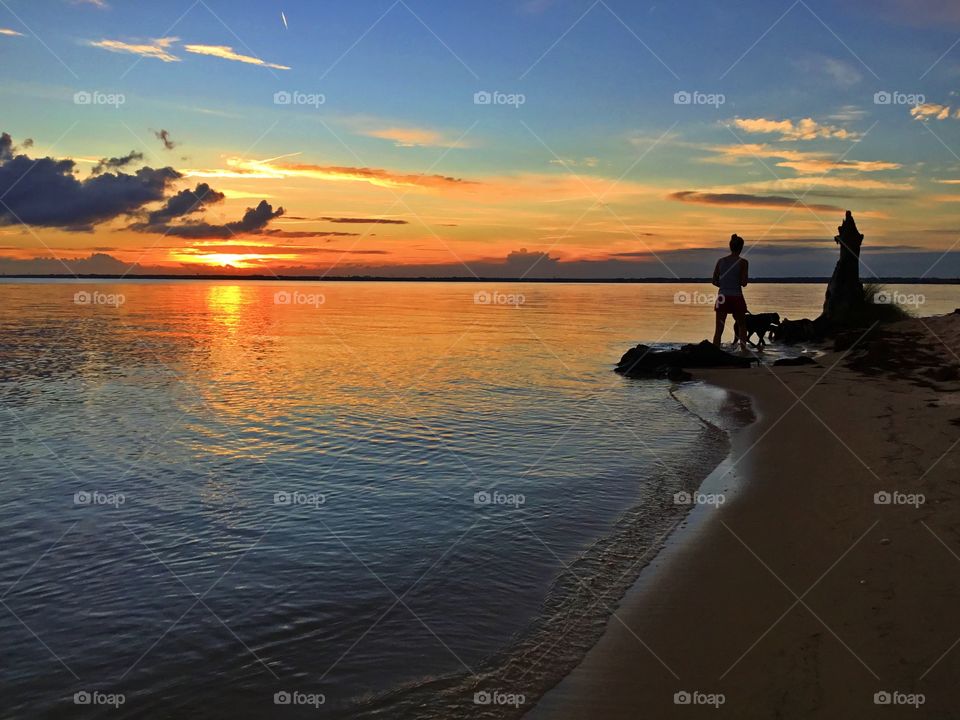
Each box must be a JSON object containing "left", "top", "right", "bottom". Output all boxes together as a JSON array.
[{"left": 820, "top": 210, "right": 864, "bottom": 325}]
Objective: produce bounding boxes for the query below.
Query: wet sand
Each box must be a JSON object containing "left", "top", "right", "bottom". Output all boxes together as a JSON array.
[{"left": 528, "top": 313, "right": 960, "bottom": 719}]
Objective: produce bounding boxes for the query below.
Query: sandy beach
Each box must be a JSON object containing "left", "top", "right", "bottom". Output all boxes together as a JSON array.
[{"left": 529, "top": 312, "right": 960, "bottom": 719}]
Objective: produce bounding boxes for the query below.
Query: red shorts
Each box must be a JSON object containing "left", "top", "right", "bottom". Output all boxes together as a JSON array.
[{"left": 715, "top": 294, "right": 747, "bottom": 317}]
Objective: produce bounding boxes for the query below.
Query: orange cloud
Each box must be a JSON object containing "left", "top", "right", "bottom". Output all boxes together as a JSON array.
[
  {"left": 706, "top": 143, "right": 900, "bottom": 174},
  {"left": 183, "top": 44, "right": 290, "bottom": 70},
  {"left": 88, "top": 37, "right": 180, "bottom": 62},
  {"left": 363, "top": 127, "right": 467, "bottom": 148},
  {"left": 732, "top": 117, "right": 857, "bottom": 141},
  {"left": 745, "top": 176, "right": 913, "bottom": 192},
  {"left": 775, "top": 158, "right": 901, "bottom": 174},
  {"left": 911, "top": 103, "right": 960, "bottom": 121}
]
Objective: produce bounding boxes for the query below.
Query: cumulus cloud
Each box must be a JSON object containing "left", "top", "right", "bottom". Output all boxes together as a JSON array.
[
  {"left": 732, "top": 117, "right": 857, "bottom": 141},
  {"left": 0, "top": 132, "right": 180, "bottom": 231},
  {"left": 92, "top": 150, "right": 144, "bottom": 174},
  {"left": 89, "top": 37, "right": 180, "bottom": 62},
  {"left": 0, "top": 132, "right": 14, "bottom": 161},
  {"left": 136, "top": 182, "right": 225, "bottom": 226},
  {"left": 183, "top": 44, "right": 290, "bottom": 70},
  {"left": 139, "top": 200, "right": 285, "bottom": 238},
  {"left": 911, "top": 103, "right": 960, "bottom": 121},
  {"left": 669, "top": 191, "right": 843, "bottom": 213},
  {"left": 504, "top": 248, "right": 560, "bottom": 275}
]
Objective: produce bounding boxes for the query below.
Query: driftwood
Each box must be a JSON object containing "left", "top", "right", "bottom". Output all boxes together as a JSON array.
[
  {"left": 820, "top": 210, "right": 865, "bottom": 324},
  {"left": 774, "top": 211, "right": 864, "bottom": 344}
]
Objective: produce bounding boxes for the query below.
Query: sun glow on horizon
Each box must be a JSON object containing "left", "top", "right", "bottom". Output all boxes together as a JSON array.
[{"left": 173, "top": 252, "right": 283, "bottom": 268}]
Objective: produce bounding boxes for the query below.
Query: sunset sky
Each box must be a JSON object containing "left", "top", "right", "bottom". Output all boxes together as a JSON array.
[{"left": 3, "top": 0, "right": 960, "bottom": 277}]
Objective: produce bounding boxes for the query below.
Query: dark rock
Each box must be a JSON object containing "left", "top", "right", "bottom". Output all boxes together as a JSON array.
[
  {"left": 616, "top": 340, "right": 756, "bottom": 379},
  {"left": 666, "top": 366, "right": 694, "bottom": 382},
  {"left": 773, "top": 356, "right": 819, "bottom": 367}
]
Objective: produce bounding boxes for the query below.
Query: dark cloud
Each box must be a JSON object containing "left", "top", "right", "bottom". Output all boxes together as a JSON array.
[
  {"left": 138, "top": 183, "right": 225, "bottom": 225},
  {"left": 0, "top": 133, "right": 180, "bottom": 231},
  {"left": 0, "top": 135, "right": 35, "bottom": 163},
  {"left": 284, "top": 215, "right": 408, "bottom": 225},
  {"left": 503, "top": 248, "right": 560, "bottom": 275},
  {"left": 154, "top": 129, "right": 176, "bottom": 150},
  {"left": 261, "top": 229, "right": 359, "bottom": 239},
  {"left": 319, "top": 216, "right": 408, "bottom": 225},
  {"left": 670, "top": 191, "right": 843, "bottom": 213},
  {"left": 92, "top": 150, "right": 144, "bottom": 175},
  {"left": 141, "top": 200, "right": 285, "bottom": 238},
  {"left": 0, "top": 132, "right": 16, "bottom": 161},
  {"left": 0, "top": 252, "right": 139, "bottom": 275}
]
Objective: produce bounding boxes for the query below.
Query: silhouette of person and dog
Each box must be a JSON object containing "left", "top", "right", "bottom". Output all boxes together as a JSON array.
[{"left": 712, "top": 234, "right": 780, "bottom": 351}]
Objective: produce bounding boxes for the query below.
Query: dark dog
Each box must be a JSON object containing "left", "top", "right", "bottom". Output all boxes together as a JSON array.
[
  {"left": 772, "top": 317, "right": 817, "bottom": 344},
  {"left": 735, "top": 312, "right": 781, "bottom": 348}
]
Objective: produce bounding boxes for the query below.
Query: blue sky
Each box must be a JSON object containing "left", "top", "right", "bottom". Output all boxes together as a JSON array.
[{"left": 2, "top": 0, "right": 960, "bottom": 276}]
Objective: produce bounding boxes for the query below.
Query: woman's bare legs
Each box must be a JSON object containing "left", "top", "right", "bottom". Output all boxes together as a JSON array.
[
  {"left": 713, "top": 313, "right": 726, "bottom": 347},
  {"left": 732, "top": 311, "right": 748, "bottom": 351}
]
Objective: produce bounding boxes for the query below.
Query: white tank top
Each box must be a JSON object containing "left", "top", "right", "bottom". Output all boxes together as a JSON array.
[{"left": 717, "top": 256, "right": 743, "bottom": 296}]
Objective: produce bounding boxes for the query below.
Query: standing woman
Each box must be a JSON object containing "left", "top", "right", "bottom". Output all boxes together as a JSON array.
[{"left": 712, "top": 234, "right": 749, "bottom": 351}]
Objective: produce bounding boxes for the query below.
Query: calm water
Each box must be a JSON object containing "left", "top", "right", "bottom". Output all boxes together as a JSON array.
[{"left": 0, "top": 281, "right": 955, "bottom": 719}]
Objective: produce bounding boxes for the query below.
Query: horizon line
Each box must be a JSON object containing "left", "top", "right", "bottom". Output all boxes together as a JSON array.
[{"left": 2, "top": 274, "right": 959, "bottom": 284}]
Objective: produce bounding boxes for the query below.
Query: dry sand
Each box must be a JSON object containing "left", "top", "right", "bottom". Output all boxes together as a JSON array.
[{"left": 527, "top": 312, "right": 960, "bottom": 719}]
